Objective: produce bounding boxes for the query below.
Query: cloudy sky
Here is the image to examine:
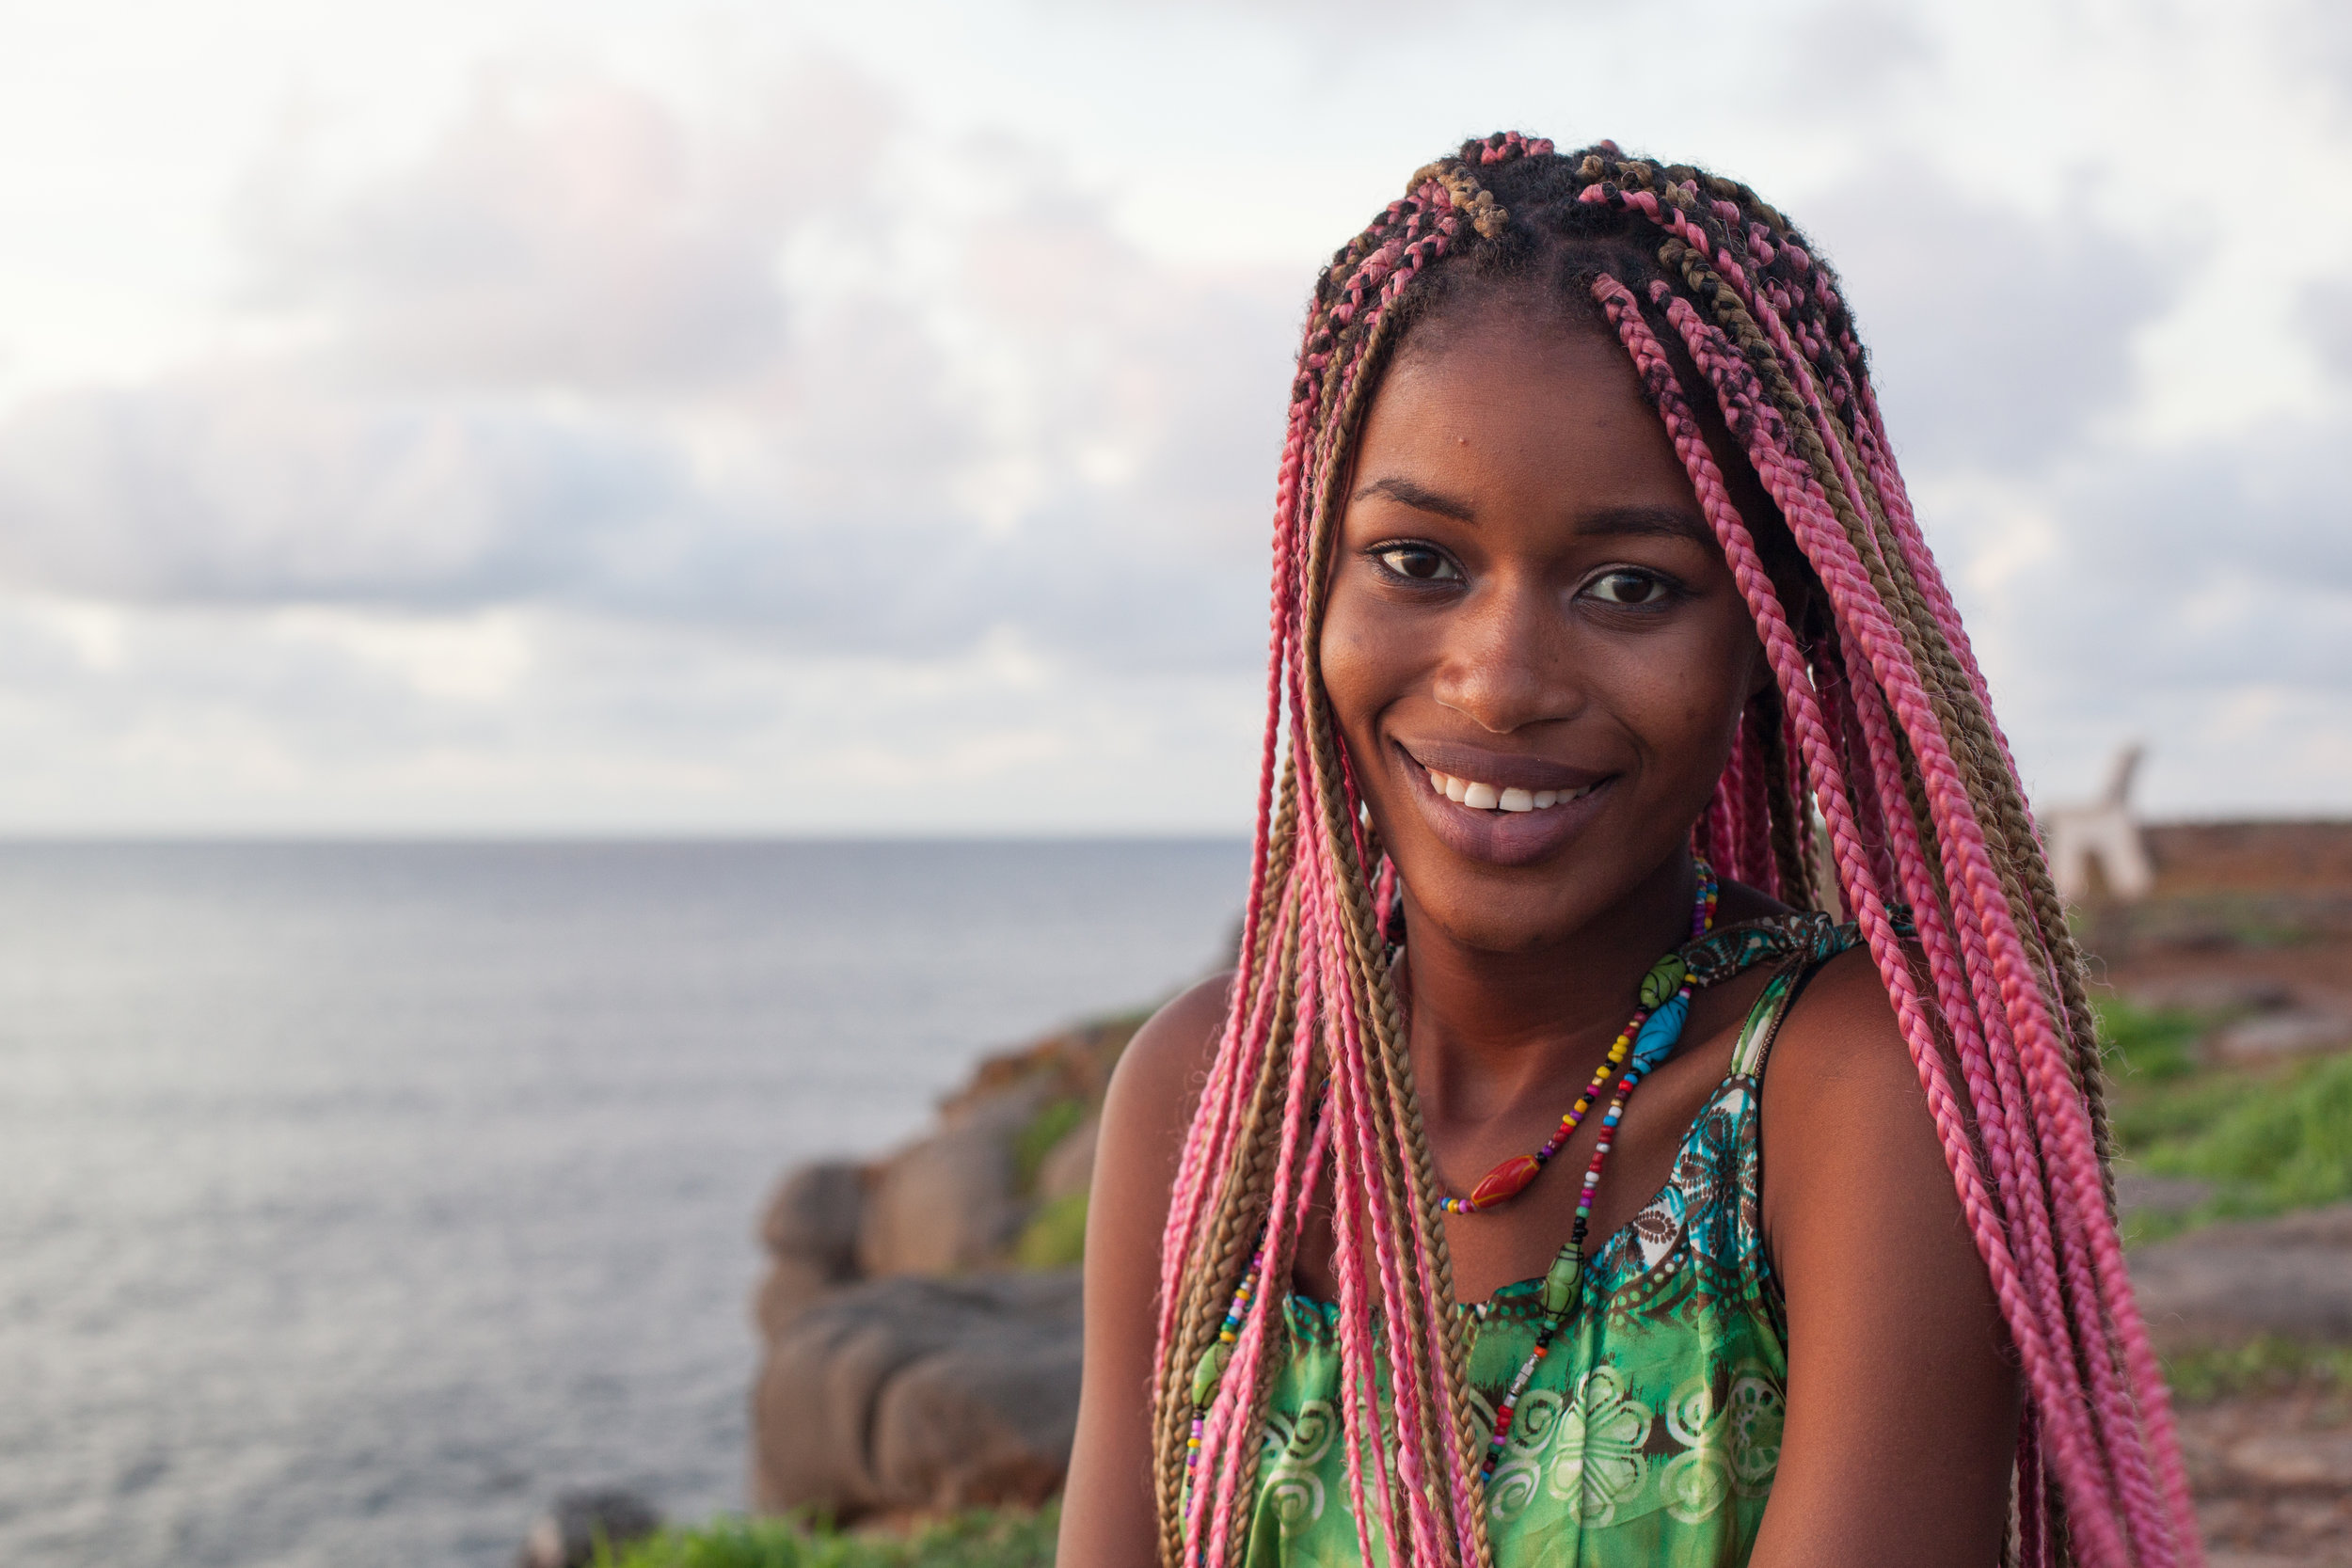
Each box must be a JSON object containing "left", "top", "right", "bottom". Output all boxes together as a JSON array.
[{"left": 0, "top": 0, "right": 2344, "bottom": 833}]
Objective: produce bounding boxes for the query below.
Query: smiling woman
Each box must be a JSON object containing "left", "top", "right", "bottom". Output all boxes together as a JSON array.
[
  {"left": 1057, "top": 135, "right": 2196, "bottom": 1568},
  {"left": 1325, "top": 313, "right": 1769, "bottom": 886}
]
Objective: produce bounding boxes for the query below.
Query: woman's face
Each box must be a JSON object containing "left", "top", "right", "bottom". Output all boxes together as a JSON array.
[{"left": 1319, "top": 295, "right": 1768, "bottom": 954}]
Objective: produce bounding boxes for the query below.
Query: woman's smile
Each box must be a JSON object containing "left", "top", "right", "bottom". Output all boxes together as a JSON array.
[{"left": 1392, "top": 737, "right": 1615, "bottom": 867}]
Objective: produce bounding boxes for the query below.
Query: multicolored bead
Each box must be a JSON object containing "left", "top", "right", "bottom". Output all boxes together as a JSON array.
[
  {"left": 1538, "top": 1242, "right": 1582, "bottom": 1315},
  {"left": 1466, "top": 1153, "right": 1543, "bottom": 1210}
]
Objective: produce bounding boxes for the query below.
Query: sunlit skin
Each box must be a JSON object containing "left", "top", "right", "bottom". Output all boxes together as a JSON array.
[{"left": 1058, "top": 293, "right": 2017, "bottom": 1568}]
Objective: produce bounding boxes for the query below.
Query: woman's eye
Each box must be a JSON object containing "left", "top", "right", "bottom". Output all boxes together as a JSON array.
[
  {"left": 1374, "top": 546, "right": 1461, "bottom": 582},
  {"left": 1586, "top": 569, "right": 1671, "bottom": 606}
]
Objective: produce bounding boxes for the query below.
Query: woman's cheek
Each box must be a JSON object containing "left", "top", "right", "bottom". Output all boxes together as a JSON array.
[
  {"left": 1632, "top": 632, "right": 1742, "bottom": 789},
  {"left": 1316, "top": 602, "right": 1391, "bottom": 770}
]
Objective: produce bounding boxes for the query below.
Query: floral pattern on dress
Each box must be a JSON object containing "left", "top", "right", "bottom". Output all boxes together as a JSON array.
[
  {"left": 1725, "top": 1374, "right": 1786, "bottom": 1496},
  {"left": 1546, "top": 1364, "right": 1656, "bottom": 1526}
]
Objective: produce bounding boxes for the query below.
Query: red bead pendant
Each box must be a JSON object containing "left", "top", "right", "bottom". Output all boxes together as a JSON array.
[{"left": 1467, "top": 1153, "right": 1543, "bottom": 1210}]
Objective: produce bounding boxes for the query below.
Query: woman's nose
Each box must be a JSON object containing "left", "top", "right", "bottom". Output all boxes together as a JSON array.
[{"left": 1429, "top": 577, "right": 1579, "bottom": 735}]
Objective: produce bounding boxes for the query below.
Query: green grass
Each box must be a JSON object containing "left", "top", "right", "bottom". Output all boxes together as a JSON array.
[
  {"left": 599, "top": 1508, "right": 1057, "bottom": 1568},
  {"left": 2160, "top": 1335, "right": 2352, "bottom": 1406},
  {"left": 1013, "top": 1190, "right": 1089, "bottom": 1270},
  {"left": 2098, "top": 999, "right": 2205, "bottom": 1085},
  {"left": 2099, "top": 999, "right": 2352, "bottom": 1243},
  {"left": 1011, "top": 1099, "right": 1088, "bottom": 1194}
]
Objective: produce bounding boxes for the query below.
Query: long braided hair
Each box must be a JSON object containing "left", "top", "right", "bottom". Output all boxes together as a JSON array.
[{"left": 1150, "top": 133, "right": 2198, "bottom": 1568}]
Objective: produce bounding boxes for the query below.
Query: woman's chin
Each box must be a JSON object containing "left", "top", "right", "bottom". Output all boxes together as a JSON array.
[{"left": 1398, "top": 887, "right": 1595, "bottom": 957}]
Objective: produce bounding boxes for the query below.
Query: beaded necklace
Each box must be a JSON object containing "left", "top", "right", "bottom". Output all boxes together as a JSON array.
[
  {"left": 1475, "top": 863, "right": 1719, "bottom": 1475},
  {"left": 1438, "top": 863, "right": 1719, "bottom": 1214},
  {"left": 1187, "top": 861, "right": 1720, "bottom": 1491}
]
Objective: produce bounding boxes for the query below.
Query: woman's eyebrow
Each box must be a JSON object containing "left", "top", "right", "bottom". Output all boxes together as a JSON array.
[
  {"left": 1577, "top": 504, "right": 1714, "bottom": 545},
  {"left": 1350, "top": 476, "right": 1476, "bottom": 521}
]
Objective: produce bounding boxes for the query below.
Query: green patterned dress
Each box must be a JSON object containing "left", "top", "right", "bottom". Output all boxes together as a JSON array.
[{"left": 1243, "top": 916, "right": 1856, "bottom": 1566}]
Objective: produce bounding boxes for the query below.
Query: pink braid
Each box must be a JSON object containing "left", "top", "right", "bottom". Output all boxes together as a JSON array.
[
  {"left": 1648, "top": 285, "right": 2185, "bottom": 1565},
  {"left": 1325, "top": 1031, "right": 1400, "bottom": 1562},
  {"left": 1309, "top": 830, "right": 1458, "bottom": 1564},
  {"left": 1196, "top": 966, "right": 1327, "bottom": 1562},
  {"left": 1314, "top": 889, "right": 1419, "bottom": 1560},
  {"left": 1595, "top": 276, "right": 2145, "bottom": 1561},
  {"left": 1182, "top": 897, "right": 1320, "bottom": 1555},
  {"left": 1152, "top": 342, "right": 1325, "bottom": 1393},
  {"left": 1660, "top": 289, "right": 2149, "bottom": 1559}
]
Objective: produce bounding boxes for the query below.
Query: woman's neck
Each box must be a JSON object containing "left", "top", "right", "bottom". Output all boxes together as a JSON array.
[{"left": 1398, "top": 854, "right": 1696, "bottom": 1127}]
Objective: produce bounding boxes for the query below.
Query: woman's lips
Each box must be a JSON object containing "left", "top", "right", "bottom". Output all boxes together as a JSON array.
[
  {"left": 1405, "top": 739, "right": 1607, "bottom": 797},
  {"left": 1395, "top": 740, "right": 1614, "bottom": 867}
]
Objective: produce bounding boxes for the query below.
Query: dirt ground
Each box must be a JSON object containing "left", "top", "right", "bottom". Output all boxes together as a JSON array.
[
  {"left": 2097, "top": 821, "right": 2352, "bottom": 1566},
  {"left": 2182, "top": 1386, "right": 2352, "bottom": 1566}
]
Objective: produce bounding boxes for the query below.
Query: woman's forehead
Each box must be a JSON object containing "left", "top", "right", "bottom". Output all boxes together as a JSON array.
[{"left": 1356, "top": 308, "right": 1688, "bottom": 509}]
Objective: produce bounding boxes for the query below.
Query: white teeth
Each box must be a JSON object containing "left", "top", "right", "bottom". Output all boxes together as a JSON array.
[{"left": 1422, "top": 762, "right": 1598, "bottom": 813}]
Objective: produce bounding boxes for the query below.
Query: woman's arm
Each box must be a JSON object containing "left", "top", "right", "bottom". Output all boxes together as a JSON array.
[
  {"left": 1749, "top": 947, "right": 2021, "bottom": 1567},
  {"left": 1057, "top": 974, "right": 1231, "bottom": 1568}
]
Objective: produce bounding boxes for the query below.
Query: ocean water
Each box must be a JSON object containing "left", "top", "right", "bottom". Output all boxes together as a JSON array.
[{"left": 0, "top": 839, "right": 1250, "bottom": 1568}]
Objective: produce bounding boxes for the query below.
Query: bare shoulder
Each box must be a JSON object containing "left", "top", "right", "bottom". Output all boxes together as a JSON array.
[
  {"left": 1100, "top": 970, "right": 1232, "bottom": 1164},
  {"left": 1746, "top": 938, "right": 2017, "bottom": 1567},
  {"left": 1089, "top": 970, "right": 1232, "bottom": 1283},
  {"left": 1756, "top": 940, "right": 1953, "bottom": 1255},
  {"left": 1057, "top": 970, "right": 1232, "bottom": 1568},
  {"left": 1756, "top": 941, "right": 1925, "bottom": 1099}
]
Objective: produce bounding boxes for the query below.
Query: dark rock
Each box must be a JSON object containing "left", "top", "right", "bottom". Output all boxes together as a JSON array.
[
  {"left": 857, "top": 1087, "right": 1041, "bottom": 1277},
  {"left": 762, "top": 1161, "right": 866, "bottom": 1268},
  {"left": 2130, "top": 1204, "right": 2352, "bottom": 1351},
  {"left": 517, "top": 1487, "right": 662, "bottom": 1568},
  {"left": 753, "top": 1162, "right": 868, "bottom": 1329},
  {"left": 750, "top": 1269, "right": 1082, "bottom": 1521}
]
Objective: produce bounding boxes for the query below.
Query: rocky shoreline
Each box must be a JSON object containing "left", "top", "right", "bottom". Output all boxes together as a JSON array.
[
  {"left": 739, "top": 821, "right": 2352, "bottom": 1561},
  {"left": 749, "top": 1016, "right": 1138, "bottom": 1522}
]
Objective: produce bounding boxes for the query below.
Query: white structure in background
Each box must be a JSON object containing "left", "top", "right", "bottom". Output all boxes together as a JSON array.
[{"left": 2045, "top": 745, "right": 2155, "bottom": 903}]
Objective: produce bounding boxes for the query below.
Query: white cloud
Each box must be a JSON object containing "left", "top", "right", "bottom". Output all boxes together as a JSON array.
[
  {"left": 0, "top": 62, "right": 1296, "bottom": 644},
  {"left": 0, "top": 0, "right": 2344, "bottom": 829},
  {"left": 0, "top": 53, "right": 1300, "bottom": 829},
  {"left": 1814, "top": 168, "right": 2177, "bottom": 469}
]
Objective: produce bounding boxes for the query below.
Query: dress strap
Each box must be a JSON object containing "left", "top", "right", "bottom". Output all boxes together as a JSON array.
[
  {"left": 1725, "top": 919, "right": 1861, "bottom": 1078},
  {"left": 1680, "top": 909, "right": 1851, "bottom": 991}
]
